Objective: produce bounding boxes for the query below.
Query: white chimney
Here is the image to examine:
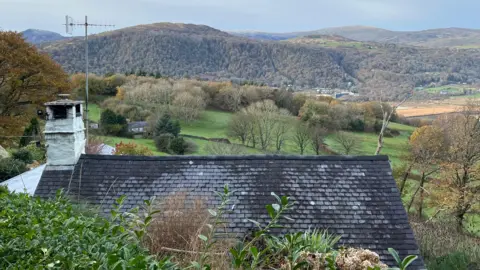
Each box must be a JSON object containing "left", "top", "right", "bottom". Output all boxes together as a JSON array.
[{"left": 44, "top": 99, "right": 85, "bottom": 165}]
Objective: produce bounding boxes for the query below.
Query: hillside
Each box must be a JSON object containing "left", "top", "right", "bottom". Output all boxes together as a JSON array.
[
  {"left": 21, "top": 29, "right": 68, "bottom": 44},
  {"left": 232, "top": 26, "right": 480, "bottom": 48},
  {"left": 40, "top": 23, "right": 480, "bottom": 99}
]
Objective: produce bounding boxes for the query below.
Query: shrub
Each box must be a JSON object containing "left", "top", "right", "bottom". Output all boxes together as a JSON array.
[
  {"left": 348, "top": 118, "right": 365, "bottom": 132},
  {"left": 0, "top": 191, "right": 175, "bottom": 269},
  {"left": 114, "top": 142, "right": 153, "bottom": 156},
  {"left": 169, "top": 137, "right": 187, "bottom": 155},
  {"left": 23, "top": 144, "right": 46, "bottom": 162},
  {"left": 427, "top": 252, "right": 471, "bottom": 270},
  {"left": 154, "top": 134, "right": 174, "bottom": 152},
  {"left": 12, "top": 148, "right": 33, "bottom": 164},
  {"left": 0, "top": 158, "right": 27, "bottom": 181},
  {"left": 99, "top": 109, "right": 128, "bottom": 136}
]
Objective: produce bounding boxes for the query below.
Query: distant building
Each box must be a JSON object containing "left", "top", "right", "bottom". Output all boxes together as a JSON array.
[{"left": 128, "top": 121, "right": 148, "bottom": 134}]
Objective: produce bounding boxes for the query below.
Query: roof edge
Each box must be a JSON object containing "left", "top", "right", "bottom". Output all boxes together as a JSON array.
[{"left": 79, "top": 154, "right": 389, "bottom": 162}]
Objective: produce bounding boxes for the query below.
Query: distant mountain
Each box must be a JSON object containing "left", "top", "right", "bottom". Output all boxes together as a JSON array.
[
  {"left": 21, "top": 29, "right": 68, "bottom": 44},
  {"left": 231, "top": 26, "right": 480, "bottom": 48},
  {"left": 40, "top": 22, "right": 480, "bottom": 99}
]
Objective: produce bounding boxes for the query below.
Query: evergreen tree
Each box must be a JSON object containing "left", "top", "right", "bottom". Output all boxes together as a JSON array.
[{"left": 154, "top": 114, "right": 181, "bottom": 137}]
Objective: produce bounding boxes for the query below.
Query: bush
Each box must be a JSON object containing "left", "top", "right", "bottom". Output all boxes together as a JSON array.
[
  {"left": 0, "top": 158, "right": 27, "bottom": 182},
  {"left": 99, "top": 109, "right": 128, "bottom": 136},
  {"left": 170, "top": 137, "right": 187, "bottom": 155},
  {"left": 427, "top": 252, "right": 471, "bottom": 270},
  {"left": 12, "top": 148, "right": 33, "bottom": 164},
  {"left": 23, "top": 144, "right": 46, "bottom": 162},
  {"left": 154, "top": 134, "right": 174, "bottom": 152},
  {"left": 348, "top": 118, "right": 365, "bottom": 132},
  {"left": 0, "top": 191, "right": 175, "bottom": 269}
]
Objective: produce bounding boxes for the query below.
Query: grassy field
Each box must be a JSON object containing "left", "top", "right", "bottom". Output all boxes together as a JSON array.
[
  {"left": 88, "top": 104, "right": 102, "bottom": 123},
  {"left": 181, "top": 110, "right": 232, "bottom": 138}
]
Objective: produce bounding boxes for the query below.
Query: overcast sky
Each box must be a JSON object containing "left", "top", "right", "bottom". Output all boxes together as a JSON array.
[{"left": 1, "top": 0, "right": 479, "bottom": 34}]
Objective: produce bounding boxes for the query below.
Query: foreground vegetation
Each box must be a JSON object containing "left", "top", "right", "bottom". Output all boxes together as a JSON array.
[{"left": 0, "top": 187, "right": 422, "bottom": 270}]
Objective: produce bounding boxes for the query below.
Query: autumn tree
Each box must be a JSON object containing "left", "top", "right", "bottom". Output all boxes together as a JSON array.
[
  {"left": 114, "top": 141, "right": 153, "bottom": 156},
  {"left": 433, "top": 103, "right": 480, "bottom": 230},
  {"left": 405, "top": 125, "right": 444, "bottom": 217},
  {"left": 0, "top": 31, "right": 70, "bottom": 144}
]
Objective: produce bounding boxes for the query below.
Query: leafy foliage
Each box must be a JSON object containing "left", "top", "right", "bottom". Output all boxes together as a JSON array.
[
  {"left": 155, "top": 114, "right": 181, "bottom": 137},
  {"left": 0, "top": 157, "right": 27, "bottom": 181},
  {"left": 11, "top": 148, "right": 34, "bottom": 164},
  {"left": 0, "top": 191, "right": 176, "bottom": 269},
  {"left": 100, "top": 109, "right": 129, "bottom": 136}
]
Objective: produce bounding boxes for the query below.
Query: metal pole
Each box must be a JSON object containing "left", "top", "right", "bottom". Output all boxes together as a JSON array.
[{"left": 85, "top": 15, "right": 89, "bottom": 147}]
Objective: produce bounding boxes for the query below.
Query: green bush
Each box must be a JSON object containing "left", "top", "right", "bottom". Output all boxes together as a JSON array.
[
  {"left": 0, "top": 158, "right": 27, "bottom": 181},
  {"left": 99, "top": 109, "right": 128, "bottom": 136},
  {"left": 427, "top": 252, "right": 471, "bottom": 270},
  {"left": 170, "top": 137, "right": 187, "bottom": 155},
  {"left": 154, "top": 134, "right": 174, "bottom": 152},
  {"left": 23, "top": 144, "right": 46, "bottom": 162},
  {"left": 12, "top": 148, "right": 34, "bottom": 164},
  {"left": 348, "top": 118, "right": 365, "bottom": 132},
  {"left": 0, "top": 191, "right": 176, "bottom": 269}
]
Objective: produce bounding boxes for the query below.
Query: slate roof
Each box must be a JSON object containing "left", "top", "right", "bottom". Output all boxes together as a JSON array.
[{"left": 35, "top": 154, "right": 424, "bottom": 269}]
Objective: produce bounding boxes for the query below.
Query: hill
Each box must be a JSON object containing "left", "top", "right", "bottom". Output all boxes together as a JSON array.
[
  {"left": 232, "top": 26, "right": 480, "bottom": 48},
  {"left": 40, "top": 23, "right": 480, "bottom": 99},
  {"left": 21, "top": 29, "right": 68, "bottom": 44}
]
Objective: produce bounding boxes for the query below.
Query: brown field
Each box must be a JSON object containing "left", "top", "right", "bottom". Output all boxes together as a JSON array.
[{"left": 395, "top": 96, "right": 480, "bottom": 117}]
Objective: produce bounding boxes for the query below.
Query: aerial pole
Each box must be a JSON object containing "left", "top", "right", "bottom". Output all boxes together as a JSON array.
[{"left": 64, "top": 16, "right": 114, "bottom": 149}]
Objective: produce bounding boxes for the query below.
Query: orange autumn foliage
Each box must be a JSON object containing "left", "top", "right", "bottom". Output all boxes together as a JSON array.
[{"left": 114, "top": 141, "right": 153, "bottom": 156}]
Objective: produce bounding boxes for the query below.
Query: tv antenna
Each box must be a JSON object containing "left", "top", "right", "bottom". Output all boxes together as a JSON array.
[{"left": 64, "top": 15, "right": 114, "bottom": 147}]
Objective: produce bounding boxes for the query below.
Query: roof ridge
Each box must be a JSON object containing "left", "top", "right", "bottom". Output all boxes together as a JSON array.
[{"left": 80, "top": 154, "right": 389, "bottom": 161}]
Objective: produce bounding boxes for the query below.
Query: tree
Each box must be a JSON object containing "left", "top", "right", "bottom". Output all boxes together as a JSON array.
[
  {"left": 154, "top": 114, "right": 181, "bottom": 137},
  {"left": 99, "top": 109, "right": 128, "bottom": 136},
  {"left": 0, "top": 31, "right": 70, "bottom": 144},
  {"left": 310, "top": 125, "right": 327, "bottom": 155},
  {"left": 402, "top": 125, "right": 444, "bottom": 216},
  {"left": 374, "top": 96, "right": 411, "bottom": 155},
  {"left": 228, "top": 112, "right": 251, "bottom": 145},
  {"left": 293, "top": 123, "right": 310, "bottom": 155},
  {"left": 273, "top": 117, "right": 291, "bottom": 152},
  {"left": 171, "top": 91, "right": 206, "bottom": 122},
  {"left": 433, "top": 102, "right": 480, "bottom": 230},
  {"left": 19, "top": 118, "right": 41, "bottom": 147},
  {"left": 334, "top": 131, "right": 360, "bottom": 155}
]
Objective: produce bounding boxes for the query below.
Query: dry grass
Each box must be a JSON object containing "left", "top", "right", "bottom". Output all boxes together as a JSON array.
[
  {"left": 410, "top": 218, "right": 480, "bottom": 267},
  {"left": 397, "top": 104, "right": 460, "bottom": 117},
  {"left": 144, "top": 193, "right": 234, "bottom": 268}
]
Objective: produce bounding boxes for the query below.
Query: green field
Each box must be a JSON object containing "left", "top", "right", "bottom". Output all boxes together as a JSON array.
[
  {"left": 424, "top": 84, "right": 476, "bottom": 94},
  {"left": 181, "top": 110, "right": 232, "bottom": 138},
  {"left": 88, "top": 103, "right": 101, "bottom": 123}
]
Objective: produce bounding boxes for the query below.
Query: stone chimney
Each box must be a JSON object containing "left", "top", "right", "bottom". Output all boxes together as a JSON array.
[{"left": 44, "top": 99, "right": 85, "bottom": 165}]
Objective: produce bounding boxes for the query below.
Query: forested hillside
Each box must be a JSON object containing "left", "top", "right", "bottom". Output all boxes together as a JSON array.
[{"left": 41, "top": 23, "right": 480, "bottom": 99}]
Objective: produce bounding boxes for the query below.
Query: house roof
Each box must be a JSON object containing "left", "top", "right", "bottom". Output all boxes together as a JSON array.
[
  {"left": 128, "top": 121, "right": 148, "bottom": 129},
  {"left": 2, "top": 164, "right": 46, "bottom": 195},
  {"left": 35, "top": 154, "right": 424, "bottom": 268}
]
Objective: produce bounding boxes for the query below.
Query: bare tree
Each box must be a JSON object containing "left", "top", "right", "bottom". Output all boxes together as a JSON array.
[
  {"left": 334, "top": 131, "right": 360, "bottom": 155},
  {"left": 293, "top": 123, "right": 310, "bottom": 155},
  {"left": 86, "top": 136, "right": 108, "bottom": 154},
  {"left": 273, "top": 116, "right": 291, "bottom": 152},
  {"left": 227, "top": 112, "right": 251, "bottom": 145},
  {"left": 310, "top": 125, "right": 327, "bottom": 155}
]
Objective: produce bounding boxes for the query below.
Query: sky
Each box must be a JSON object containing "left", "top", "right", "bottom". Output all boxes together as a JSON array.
[{"left": 1, "top": 0, "right": 479, "bottom": 34}]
